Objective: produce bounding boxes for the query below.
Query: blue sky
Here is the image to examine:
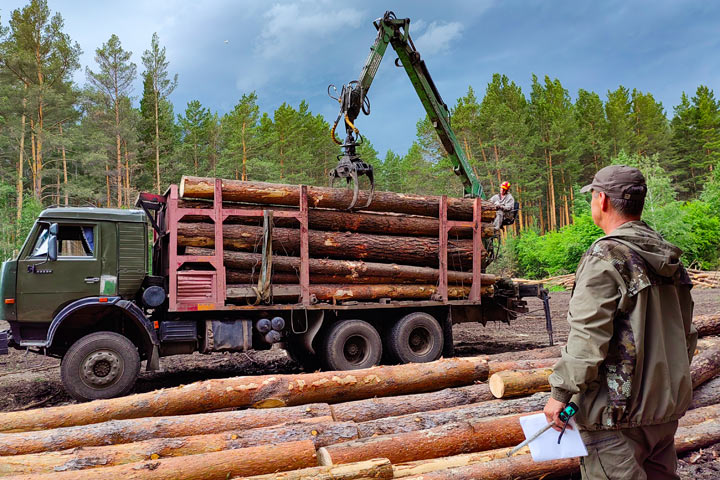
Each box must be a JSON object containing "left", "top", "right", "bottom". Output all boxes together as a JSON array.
[{"left": 3, "top": 0, "right": 720, "bottom": 158}]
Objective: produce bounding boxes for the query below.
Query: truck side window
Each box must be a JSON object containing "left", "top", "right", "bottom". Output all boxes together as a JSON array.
[
  {"left": 29, "top": 225, "right": 50, "bottom": 258},
  {"left": 58, "top": 226, "right": 94, "bottom": 257}
]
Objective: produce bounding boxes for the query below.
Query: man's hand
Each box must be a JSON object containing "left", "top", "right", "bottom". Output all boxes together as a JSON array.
[{"left": 544, "top": 397, "right": 572, "bottom": 432}]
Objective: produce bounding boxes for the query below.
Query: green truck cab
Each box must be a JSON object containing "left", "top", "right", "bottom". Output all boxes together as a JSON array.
[{"left": 0, "top": 208, "right": 158, "bottom": 401}]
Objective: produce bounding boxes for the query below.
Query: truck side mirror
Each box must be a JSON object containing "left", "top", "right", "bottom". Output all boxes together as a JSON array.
[{"left": 48, "top": 223, "right": 58, "bottom": 261}]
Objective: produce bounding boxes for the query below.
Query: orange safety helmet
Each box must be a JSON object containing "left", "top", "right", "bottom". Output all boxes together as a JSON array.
[{"left": 501, "top": 181, "right": 511, "bottom": 191}]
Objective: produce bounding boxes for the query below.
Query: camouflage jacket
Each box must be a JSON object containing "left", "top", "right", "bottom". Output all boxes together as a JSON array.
[{"left": 549, "top": 221, "right": 697, "bottom": 431}]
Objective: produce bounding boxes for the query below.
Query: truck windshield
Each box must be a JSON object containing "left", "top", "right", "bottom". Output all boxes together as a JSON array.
[
  {"left": 30, "top": 226, "right": 49, "bottom": 258},
  {"left": 28, "top": 225, "right": 95, "bottom": 258}
]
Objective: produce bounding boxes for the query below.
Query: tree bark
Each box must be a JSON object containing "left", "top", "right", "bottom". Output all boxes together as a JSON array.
[
  {"left": 690, "top": 376, "right": 720, "bottom": 409},
  {"left": 678, "top": 404, "right": 720, "bottom": 428},
  {"left": 355, "top": 393, "right": 550, "bottom": 438},
  {"left": 693, "top": 314, "right": 720, "bottom": 337},
  {"left": 488, "top": 368, "right": 553, "bottom": 399},
  {"left": 317, "top": 414, "right": 527, "bottom": 466},
  {"left": 399, "top": 454, "right": 579, "bottom": 480},
  {"left": 226, "top": 270, "right": 492, "bottom": 286},
  {"left": 330, "top": 384, "right": 494, "bottom": 423},
  {"left": 226, "top": 284, "right": 483, "bottom": 302},
  {"left": 0, "top": 357, "right": 488, "bottom": 433},
  {"left": 59, "top": 124, "right": 68, "bottom": 206},
  {"left": 487, "top": 358, "right": 558, "bottom": 377},
  {"left": 180, "top": 176, "right": 497, "bottom": 220},
  {"left": 0, "top": 420, "right": 353, "bottom": 476},
  {"left": 236, "top": 458, "right": 394, "bottom": 480},
  {"left": 391, "top": 446, "right": 531, "bottom": 478},
  {"left": 2, "top": 440, "right": 318, "bottom": 480},
  {"left": 177, "top": 223, "right": 482, "bottom": 268},
  {"left": 16, "top": 88, "right": 27, "bottom": 223},
  {"left": 178, "top": 202, "right": 498, "bottom": 235},
  {"left": 188, "top": 247, "right": 493, "bottom": 285},
  {"left": 691, "top": 347, "right": 720, "bottom": 389},
  {"left": 0, "top": 404, "right": 331, "bottom": 456}
]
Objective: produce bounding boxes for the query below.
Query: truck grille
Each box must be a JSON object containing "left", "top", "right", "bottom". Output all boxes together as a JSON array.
[{"left": 176, "top": 271, "right": 216, "bottom": 303}]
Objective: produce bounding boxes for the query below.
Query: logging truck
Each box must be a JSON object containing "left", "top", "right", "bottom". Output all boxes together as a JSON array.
[{"left": 0, "top": 12, "right": 550, "bottom": 401}]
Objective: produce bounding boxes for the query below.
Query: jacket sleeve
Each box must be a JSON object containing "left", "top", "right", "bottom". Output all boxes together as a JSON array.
[{"left": 549, "top": 255, "right": 622, "bottom": 403}]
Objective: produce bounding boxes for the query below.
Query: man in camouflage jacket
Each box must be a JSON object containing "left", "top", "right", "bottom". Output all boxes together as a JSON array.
[{"left": 544, "top": 165, "right": 697, "bottom": 480}]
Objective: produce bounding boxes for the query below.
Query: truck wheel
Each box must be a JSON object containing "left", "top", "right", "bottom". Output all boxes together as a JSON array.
[
  {"left": 388, "top": 312, "right": 443, "bottom": 364},
  {"left": 61, "top": 331, "right": 141, "bottom": 401},
  {"left": 321, "top": 320, "right": 381, "bottom": 371}
]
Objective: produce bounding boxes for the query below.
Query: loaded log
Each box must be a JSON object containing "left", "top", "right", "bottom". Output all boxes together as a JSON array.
[
  {"left": 226, "top": 284, "right": 486, "bottom": 301},
  {"left": 179, "top": 176, "right": 496, "bottom": 220},
  {"left": 0, "top": 357, "right": 488, "bottom": 433},
  {"left": 0, "top": 404, "right": 331, "bottom": 456},
  {"left": 177, "top": 223, "right": 481, "bottom": 268}
]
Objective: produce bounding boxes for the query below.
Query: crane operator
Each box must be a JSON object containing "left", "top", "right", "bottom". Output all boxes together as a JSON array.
[{"left": 489, "top": 181, "right": 514, "bottom": 229}]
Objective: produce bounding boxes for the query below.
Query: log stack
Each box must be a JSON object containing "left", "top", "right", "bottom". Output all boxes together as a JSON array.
[
  {"left": 177, "top": 177, "right": 500, "bottom": 303},
  {"left": 2, "top": 338, "right": 720, "bottom": 479}
]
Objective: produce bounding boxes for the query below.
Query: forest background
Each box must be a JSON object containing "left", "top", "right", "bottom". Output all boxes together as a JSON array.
[{"left": 1, "top": 1, "right": 719, "bottom": 278}]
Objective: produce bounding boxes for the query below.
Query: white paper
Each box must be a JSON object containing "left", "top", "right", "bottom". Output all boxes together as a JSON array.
[{"left": 518, "top": 413, "right": 588, "bottom": 462}]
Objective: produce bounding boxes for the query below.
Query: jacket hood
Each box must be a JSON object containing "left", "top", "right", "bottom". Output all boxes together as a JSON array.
[{"left": 604, "top": 221, "right": 683, "bottom": 277}]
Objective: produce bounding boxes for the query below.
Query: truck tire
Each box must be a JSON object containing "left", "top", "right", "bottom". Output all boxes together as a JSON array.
[
  {"left": 388, "top": 312, "right": 444, "bottom": 364},
  {"left": 321, "top": 319, "right": 382, "bottom": 371},
  {"left": 61, "top": 331, "right": 141, "bottom": 401}
]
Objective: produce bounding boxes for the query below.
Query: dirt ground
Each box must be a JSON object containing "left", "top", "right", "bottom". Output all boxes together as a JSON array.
[{"left": 0, "top": 289, "right": 718, "bottom": 478}]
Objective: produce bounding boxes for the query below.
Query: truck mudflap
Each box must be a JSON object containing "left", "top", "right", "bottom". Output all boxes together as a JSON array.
[{"left": 0, "top": 330, "right": 8, "bottom": 355}]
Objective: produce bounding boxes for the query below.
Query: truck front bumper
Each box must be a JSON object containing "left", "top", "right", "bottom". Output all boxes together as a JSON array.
[{"left": 0, "top": 330, "right": 9, "bottom": 355}]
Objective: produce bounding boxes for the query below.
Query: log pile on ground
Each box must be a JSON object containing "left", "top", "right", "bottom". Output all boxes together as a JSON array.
[
  {"left": 2, "top": 335, "right": 720, "bottom": 479},
  {"left": 522, "top": 270, "right": 720, "bottom": 291},
  {"left": 178, "top": 177, "right": 499, "bottom": 302}
]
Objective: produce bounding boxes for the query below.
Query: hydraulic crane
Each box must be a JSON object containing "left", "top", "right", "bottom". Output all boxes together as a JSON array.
[{"left": 329, "top": 11, "right": 484, "bottom": 209}]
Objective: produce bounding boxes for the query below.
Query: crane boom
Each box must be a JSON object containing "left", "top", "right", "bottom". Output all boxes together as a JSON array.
[{"left": 336, "top": 11, "right": 483, "bottom": 198}]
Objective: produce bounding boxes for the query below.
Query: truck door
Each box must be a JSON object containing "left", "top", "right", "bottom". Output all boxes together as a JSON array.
[{"left": 17, "top": 223, "right": 103, "bottom": 323}]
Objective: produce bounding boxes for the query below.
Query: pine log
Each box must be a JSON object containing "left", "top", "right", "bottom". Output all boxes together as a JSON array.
[
  {"left": 178, "top": 201, "right": 497, "bottom": 236},
  {"left": 690, "top": 376, "right": 720, "bottom": 409},
  {"left": 0, "top": 404, "right": 330, "bottom": 456},
  {"left": 355, "top": 393, "right": 550, "bottom": 438},
  {"left": 391, "top": 446, "right": 530, "bottom": 478},
  {"left": 177, "top": 223, "right": 481, "bottom": 267},
  {"left": 179, "top": 176, "right": 497, "bottom": 220},
  {"left": 235, "top": 458, "right": 394, "bottom": 480},
  {"left": 398, "top": 455, "right": 579, "bottom": 480},
  {"left": 679, "top": 404, "right": 720, "bottom": 428},
  {"left": 694, "top": 313, "right": 720, "bottom": 337},
  {"left": 484, "top": 345, "right": 562, "bottom": 362},
  {"left": 0, "top": 356, "right": 489, "bottom": 433},
  {"left": 226, "top": 284, "right": 483, "bottom": 301},
  {"left": 330, "top": 384, "right": 494, "bottom": 423},
  {"left": 227, "top": 270, "right": 488, "bottom": 286},
  {"left": 691, "top": 346, "right": 720, "bottom": 388},
  {"left": 0, "top": 419, "right": 354, "bottom": 476},
  {"left": 487, "top": 358, "right": 559, "bottom": 377},
  {"left": 189, "top": 247, "right": 492, "bottom": 285},
  {"left": 0, "top": 440, "right": 317, "bottom": 480},
  {"left": 675, "top": 417, "right": 720, "bottom": 454},
  {"left": 488, "top": 368, "right": 553, "bottom": 399},
  {"left": 316, "top": 414, "right": 527, "bottom": 466}
]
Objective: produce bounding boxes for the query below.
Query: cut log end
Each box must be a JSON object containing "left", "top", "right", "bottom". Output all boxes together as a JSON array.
[
  {"left": 317, "top": 446, "right": 333, "bottom": 466},
  {"left": 489, "top": 374, "right": 505, "bottom": 398}
]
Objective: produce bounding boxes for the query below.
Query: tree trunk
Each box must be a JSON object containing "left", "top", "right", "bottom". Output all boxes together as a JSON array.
[
  {"left": 105, "top": 158, "right": 111, "bottom": 207},
  {"left": 399, "top": 454, "right": 579, "bottom": 480},
  {"left": 17, "top": 89, "right": 27, "bottom": 222},
  {"left": 487, "top": 358, "right": 558, "bottom": 377},
  {"left": 693, "top": 314, "right": 720, "bottom": 337},
  {"left": 679, "top": 404, "right": 720, "bottom": 428},
  {"left": 241, "top": 120, "right": 247, "bottom": 181},
  {"left": 330, "top": 384, "right": 494, "bottom": 423},
  {"left": 691, "top": 347, "right": 720, "bottom": 389},
  {"left": 226, "top": 284, "right": 483, "bottom": 302},
  {"left": 4, "top": 440, "right": 318, "bottom": 480},
  {"left": 154, "top": 87, "right": 161, "bottom": 194},
  {"left": 124, "top": 140, "right": 131, "bottom": 208},
  {"left": 690, "top": 376, "right": 720, "bottom": 409},
  {"left": 0, "top": 357, "right": 488, "bottom": 433},
  {"left": 177, "top": 223, "right": 482, "bottom": 268},
  {"left": 178, "top": 202, "right": 497, "bottom": 235},
  {"left": 60, "top": 124, "right": 68, "bottom": 206},
  {"left": 189, "top": 248, "right": 493, "bottom": 285},
  {"left": 0, "top": 404, "right": 332, "bottom": 456},
  {"left": 179, "top": 176, "right": 497, "bottom": 220},
  {"left": 355, "top": 393, "right": 550, "bottom": 438},
  {"left": 675, "top": 417, "right": 720, "bottom": 455},
  {"left": 0, "top": 420, "right": 352, "bottom": 476},
  {"left": 317, "top": 414, "right": 526, "bottom": 466},
  {"left": 115, "top": 93, "right": 122, "bottom": 207},
  {"left": 391, "top": 446, "right": 529, "bottom": 478},
  {"left": 488, "top": 368, "right": 553, "bottom": 398},
  {"left": 237, "top": 458, "right": 394, "bottom": 480},
  {"left": 227, "top": 270, "right": 493, "bottom": 286}
]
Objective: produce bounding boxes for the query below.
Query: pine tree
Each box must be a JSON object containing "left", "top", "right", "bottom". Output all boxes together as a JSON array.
[
  {"left": 141, "top": 32, "right": 177, "bottom": 193},
  {"left": 605, "top": 86, "right": 633, "bottom": 156},
  {"left": 574, "top": 89, "right": 609, "bottom": 175},
  {"left": 86, "top": 34, "right": 136, "bottom": 207},
  {"left": 220, "top": 93, "right": 259, "bottom": 180},
  {"left": 629, "top": 88, "right": 670, "bottom": 157},
  {"left": 178, "top": 100, "right": 211, "bottom": 175}
]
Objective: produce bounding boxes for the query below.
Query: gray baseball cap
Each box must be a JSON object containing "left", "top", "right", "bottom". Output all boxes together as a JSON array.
[{"left": 579, "top": 165, "right": 647, "bottom": 200}]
